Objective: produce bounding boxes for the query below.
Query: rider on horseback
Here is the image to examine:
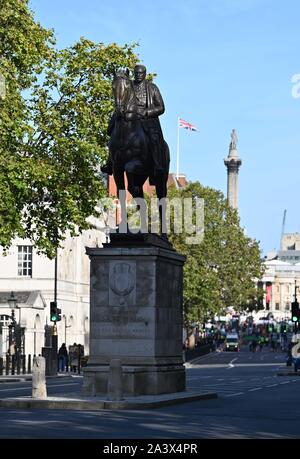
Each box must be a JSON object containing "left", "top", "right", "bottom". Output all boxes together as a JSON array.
[{"left": 102, "top": 64, "right": 167, "bottom": 181}]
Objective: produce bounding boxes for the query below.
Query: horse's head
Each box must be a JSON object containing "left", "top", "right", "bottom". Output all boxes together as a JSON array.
[{"left": 112, "top": 69, "right": 132, "bottom": 116}]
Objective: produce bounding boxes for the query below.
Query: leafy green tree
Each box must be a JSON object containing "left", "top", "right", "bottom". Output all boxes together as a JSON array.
[
  {"left": 167, "top": 182, "right": 264, "bottom": 324},
  {"left": 0, "top": 0, "right": 55, "bottom": 251},
  {"left": 0, "top": 0, "right": 139, "bottom": 257}
]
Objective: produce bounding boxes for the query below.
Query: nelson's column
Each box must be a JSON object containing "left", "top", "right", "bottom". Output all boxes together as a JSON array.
[{"left": 224, "top": 129, "right": 242, "bottom": 210}]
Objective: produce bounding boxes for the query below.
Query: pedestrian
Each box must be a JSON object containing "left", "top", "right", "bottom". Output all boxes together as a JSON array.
[
  {"left": 251, "top": 338, "right": 257, "bottom": 352},
  {"left": 58, "top": 343, "right": 68, "bottom": 372},
  {"left": 271, "top": 333, "right": 277, "bottom": 352},
  {"left": 9, "top": 339, "right": 16, "bottom": 356},
  {"left": 286, "top": 342, "right": 293, "bottom": 366},
  {"left": 69, "top": 343, "right": 79, "bottom": 373}
]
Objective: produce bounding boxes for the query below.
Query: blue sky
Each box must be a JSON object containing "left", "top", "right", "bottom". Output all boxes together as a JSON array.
[{"left": 29, "top": 0, "right": 300, "bottom": 255}]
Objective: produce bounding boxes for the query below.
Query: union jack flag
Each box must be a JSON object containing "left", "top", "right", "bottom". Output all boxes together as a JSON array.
[{"left": 179, "top": 118, "right": 198, "bottom": 131}]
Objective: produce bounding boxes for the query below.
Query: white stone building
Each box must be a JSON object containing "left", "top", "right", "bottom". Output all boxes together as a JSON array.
[
  {"left": 260, "top": 258, "right": 300, "bottom": 321},
  {"left": 0, "top": 229, "right": 106, "bottom": 359},
  {"left": 257, "top": 233, "right": 300, "bottom": 321}
]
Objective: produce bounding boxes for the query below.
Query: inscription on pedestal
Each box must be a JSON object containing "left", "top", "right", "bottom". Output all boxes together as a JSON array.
[{"left": 99, "top": 322, "right": 149, "bottom": 339}]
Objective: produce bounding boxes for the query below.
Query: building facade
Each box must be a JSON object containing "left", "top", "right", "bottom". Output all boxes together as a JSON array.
[
  {"left": 0, "top": 229, "right": 106, "bottom": 359},
  {"left": 258, "top": 233, "right": 300, "bottom": 320}
]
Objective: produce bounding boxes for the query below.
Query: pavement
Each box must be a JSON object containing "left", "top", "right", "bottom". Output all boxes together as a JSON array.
[
  {"left": 0, "top": 389, "right": 217, "bottom": 410},
  {"left": 0, "top": 367, "right": 217, "bottom": 410},
  {"left": 0, "top": 373, "right": 74, "bottom": 383},
  {"left": 0, "top": 375, "right": 32, "bottom": 383}
]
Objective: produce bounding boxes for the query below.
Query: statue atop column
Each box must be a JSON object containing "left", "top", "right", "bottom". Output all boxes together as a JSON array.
[{"left": 230, "top": 129, "right": 238, "bottom": 150}]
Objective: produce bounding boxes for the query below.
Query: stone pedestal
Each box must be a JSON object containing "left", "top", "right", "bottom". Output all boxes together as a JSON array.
[{"left": 82, "top": 234, "right": 186, "bottom": 396}]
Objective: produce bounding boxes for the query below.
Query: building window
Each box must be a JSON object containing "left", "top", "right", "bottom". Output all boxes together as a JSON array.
[
  {"left": 286, "top": 303, "right": 290, "bottom": 311},
  {"left": 0, "top": 314, "right": 11, "bottom": 326},
  {"left": 18, "top": 246, "right": 32, "bottom": 277},
  {"left": 275, "top": 303, "right": 280, "bottom": 310}
]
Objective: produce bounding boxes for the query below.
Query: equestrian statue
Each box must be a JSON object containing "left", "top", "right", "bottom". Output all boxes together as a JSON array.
[{"left": 102, "top": 64, "right": 170, "bottom": 236}]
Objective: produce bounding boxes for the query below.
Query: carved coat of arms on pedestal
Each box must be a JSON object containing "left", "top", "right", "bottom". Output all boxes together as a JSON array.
[{"left": 109, "top": 262, "right": 136, "bottom": 306}]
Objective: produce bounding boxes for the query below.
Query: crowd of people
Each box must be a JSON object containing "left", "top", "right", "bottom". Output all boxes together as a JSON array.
[
  {"left": 184, "top": 320, "right": 295, "bottom": 356},
  {"left": 57, "top": 342, "right": 84, "bottom": 372}
]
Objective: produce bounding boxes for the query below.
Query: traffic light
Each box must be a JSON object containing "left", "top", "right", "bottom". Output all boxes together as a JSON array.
[
  {"left": 56, "top": 308, "right": 62, "bottom": 322},
  {"left": 50, "top": 302, "right": 62, "bottom": 322},
  {"left": 50, "top": 301, "right": 57, "bottom": 321},
  {"left": 50, "top": 301, "right": 57, "bottom": 322},
  {"left": 291, "top": 301, "right": 300, "bottom": 322}
]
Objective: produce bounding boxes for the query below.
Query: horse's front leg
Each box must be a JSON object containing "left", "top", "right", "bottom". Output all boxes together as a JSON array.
[
  {"left": 126, "top": 172, "right": 149, "bottom": 234},
  {"left": 113, "top": 168, "right": 128, "bottom": 233},
  {"left": 155, "top": 174, "right": 168, "bottom": 238}
]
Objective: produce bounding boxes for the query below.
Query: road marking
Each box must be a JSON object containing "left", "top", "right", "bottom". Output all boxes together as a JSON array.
[
  {"left": 227, "top": 358, "right": 238, "bottom": 369},
  {"left": 266, "top": 384, "right": 278, "bottom": 388},
  {"left": 279, "top": 381, "right": 290, "bottom": 384},
  {"left": 248, "top": 387, "right": 262, "bottom": 391},
  {"left": 224, "top": 392, "right": 244, "bottom": 397}
]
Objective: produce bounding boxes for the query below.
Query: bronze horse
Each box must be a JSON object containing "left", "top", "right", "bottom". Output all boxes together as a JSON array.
[{"left": 108, "top": 70, "right": 170, "bottom": 234}]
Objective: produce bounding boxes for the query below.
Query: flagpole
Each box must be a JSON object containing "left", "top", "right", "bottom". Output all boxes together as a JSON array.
[{"left": 176, "top": 116, "right": 180, "bottom": 180}]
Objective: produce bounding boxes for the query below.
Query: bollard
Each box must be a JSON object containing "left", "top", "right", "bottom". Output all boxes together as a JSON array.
[
  {"left": 16, "top": 354, "right": 21, "bottom": 375},
  {"left": 11, "top": 355, "right": 15, "bottom": 375},
  {"left": 27, "top": 354, "right": 31, "bottom": 374},
  {"left": 77, "top": 346, "right": 81, "bottom": 375},
  {"left": 5, "top": 355, "right": 9, "bottom": 375},
  {"left": 22, "top": 355, "right": 26, "bottom": 374},
  {"left": 32, "top": 356, "right": 47, "bottom": 399},
  {"left": 108, "top": 359, "right": 123, "bottom": 401}
]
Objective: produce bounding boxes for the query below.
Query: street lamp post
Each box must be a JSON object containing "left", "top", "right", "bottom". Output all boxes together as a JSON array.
[
  {"left": 7, "top": 291, "right": 18, "bottom": 355},
  {"left": 52, "top": 248, "right": 58, "bottom": 354},
  {"left": 294, "top": 281, "right": 299, "bottom": 301},
  {"left": 63, "top": 315, "right": 71, "bottom": 344},
  {"left": 294, "top": 281, "right": 300, "bottom": 333},
  {"left": 7, "top": 291, "right": 25, "bottom": 355}
]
